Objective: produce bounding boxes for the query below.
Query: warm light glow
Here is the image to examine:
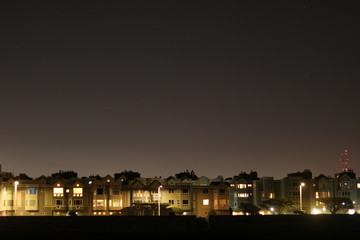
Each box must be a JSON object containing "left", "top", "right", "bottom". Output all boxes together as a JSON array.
[
  {"left": 301, "top": 182, "right": 305, "bottom": 187},
  {"left": 53, "top": 187, "right": 64, "bottom": 197},
  {"left": 312, "top": 208, "right": 320, "bottom": 214},
  {"left": 95, "top": 200, "right": 104, "bottom": 207},
  {"left": 14, "top": 181, "right": 19, "bottom": 186},
  {"left": 203, "top": 199, "right": 209, "bottom": 205},
  {"left": 238, "top": 193, "right": 249, "bottom": 198},
  {"left": 349, "top": 209, "right": 356, "bottom": 215},
  {"left": 73, "top": 187, "right": 83, "bottom": 197}
]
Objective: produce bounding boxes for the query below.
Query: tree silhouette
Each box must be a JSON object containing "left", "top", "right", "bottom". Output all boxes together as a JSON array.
[
  {"left": 240, "top": 202, "right": 260, "bottom": 215},
  {"left": 175, "top": 170, "right": 198, "bottom": 180},
  {"left": 319, "top": 197, "right": 354, "bottom": 214},
  {"left": 260, "top": 198, "right": 292, "bottom": 215}
]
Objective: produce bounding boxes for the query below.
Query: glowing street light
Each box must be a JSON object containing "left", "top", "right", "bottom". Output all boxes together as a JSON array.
[
  {"left": 270, "top": 207, "right": 275, "bottom": 214},
  {"left": 158, "top": 185, "right": 162, "bottom": 216},
  {"left": 14, "top": 181, "right": 19, "bottom": 215},
  {"left": 299, "top": 182, "right": 305, "bottom": 212}
]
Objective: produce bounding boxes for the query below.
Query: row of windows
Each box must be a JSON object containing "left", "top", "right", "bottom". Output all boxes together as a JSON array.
[
  {"left": 230, "top": 184, "right": 252, "bottom": 189},
  {"left": 166, "top": 199, "right": 227, "bottom": 206},
  {"left": 53, "top": 187, "right": 83, "bottom": 197},
  {"left": 54, "top": 199, "right": 83, "bottom": 206},
  {"left": 93, "top": 199, "right": 122, "bottom": 208}
]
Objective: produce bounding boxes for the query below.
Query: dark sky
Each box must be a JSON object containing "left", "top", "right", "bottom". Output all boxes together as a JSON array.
[{"left": 1, "top": 1, "right": 359, "bottom": 179}]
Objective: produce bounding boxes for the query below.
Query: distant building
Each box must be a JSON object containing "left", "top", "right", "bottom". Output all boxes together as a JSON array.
[{"left": 1, "top": 166, "right": 360, "bottom": 217}]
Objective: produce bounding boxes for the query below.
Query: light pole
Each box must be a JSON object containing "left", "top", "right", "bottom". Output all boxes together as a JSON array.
[
  {"left": 14, "top": 181, "right": 19, "bottom": 216},
  {"left": 299, "top": 182, "right": 305, "bottom": 212},
  {"left": 119, "top": 179, "right": 124, "bottom": 209},
  {"left": 158, "top": 185, "right": 162, "bottom": 216}
]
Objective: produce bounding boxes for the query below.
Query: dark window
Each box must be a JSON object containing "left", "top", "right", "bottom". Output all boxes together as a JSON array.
[
  {"left": 73, "top": 199, "right": 83, "bottom": 205},
  {"left": 97, "top": 188, "right": 104, "bottom": 195}
]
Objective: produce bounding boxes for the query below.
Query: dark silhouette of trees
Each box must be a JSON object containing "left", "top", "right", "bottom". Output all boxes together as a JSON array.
[
  {"left": 51, "top": 170, "right": 78, "bottom": 179},
  {"left": 260, "top": 198, "right": 292, "bottom": 215},
  {"left": 175, "top": 170, "right": 198, "bottom": 180},
  {"left": 114, "top": 170, "right": 140, "bottom": 181},
  {"left": 319, "top": 197, "right": 354, "bottom": 214},
  {"left": 240, "top": 202, "right": 260, "bottom": 215}
]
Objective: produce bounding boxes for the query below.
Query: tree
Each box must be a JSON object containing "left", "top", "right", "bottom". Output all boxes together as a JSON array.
[
  {"left": 240, "top": 202, "right": 260, "bottom": 215},
  {"left": 260, "top": 198, "right": 292, "bottom": 215},
  {"left": 175, "top": 170, "right": 198, "bottom": 180},
  {"left": 114, "top": 170, "right": 140, "bottom": 181},
  {"left": 319, "top": 197, "right": 354, "bottom": 214}
]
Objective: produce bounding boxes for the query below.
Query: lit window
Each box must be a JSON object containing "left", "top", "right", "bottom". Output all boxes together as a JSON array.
[
  {"left": 95, "top": 200, "right": 104, "bottom": 207},
  {"left": 73, "top": 188, "right": 83, "bottom": 197},
  {"left": 238, "top": 193, "right": 249, "bottom": 198},
  {"left": 29, "top": 188, "right": 36, "bottom": 195},
  {"left": 29, "top": 200, "right": 36, "bottom": 207},
  {"left": 357, "top": 183, "right": 360, "bottom": 189},
  {"left": 238, "top": 184, "right": 247, "bottom": 189},
  {"left": 203, "top": 199, "right": 209, "bottom": 205},
  {"left": 219, "top": 199, "right": 227, "bottom": 206},
  {"left": 53, "top": 187, "right": 64, "bottom": 197},
  {"left": 111, "top": 199, "right": 121, "bottom": 207}
]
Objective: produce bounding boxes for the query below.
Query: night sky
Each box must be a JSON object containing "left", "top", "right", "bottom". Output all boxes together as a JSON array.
[{"left": 1, "top": 1, "right": 359, "bottom": 179}]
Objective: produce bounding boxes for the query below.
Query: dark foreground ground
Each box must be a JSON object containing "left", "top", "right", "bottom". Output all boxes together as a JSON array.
[{"left": 1, "top": 215, "right": 360, "bottom": 238}]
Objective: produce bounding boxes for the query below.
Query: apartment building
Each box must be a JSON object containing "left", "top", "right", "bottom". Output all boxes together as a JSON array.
[{"left": 1, "top": 167, "right": 360, "bottom": 217}]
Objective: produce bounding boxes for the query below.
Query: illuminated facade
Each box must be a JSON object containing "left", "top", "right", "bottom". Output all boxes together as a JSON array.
[
  {"left": 0, "top": 170, "right": 230, "bottom": 218},
  {"left": 1, "top": 167, "right": 360, "bottom": 217}
]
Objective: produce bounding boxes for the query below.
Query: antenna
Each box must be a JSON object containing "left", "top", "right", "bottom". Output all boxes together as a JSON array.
[{"left": 339, "top": 149, "right": 350, "bottom": 172}]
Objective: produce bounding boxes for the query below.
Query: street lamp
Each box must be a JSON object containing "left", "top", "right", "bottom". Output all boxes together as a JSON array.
[
  {"left": 14, "top": 181, "right": 19, "bottom": 215},
  {"left": 158, "top": 185, "right": 162, "bottom": 216},
  {"left": 299, "top": 182, "right": 305, "bottom": 212}
]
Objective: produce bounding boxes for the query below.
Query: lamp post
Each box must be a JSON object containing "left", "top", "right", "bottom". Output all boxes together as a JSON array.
[
  {"left": 14, "top": 181, "right": 19, "bottom": 216},
  {"left": 119, "top": 179, "right": 124, "bottom": 209},
  {"left": 158, "top": 185, "right": 162, "bottom": 216},
  {"left": 299, "top": 182, "right": 305, "bottom": 212}
]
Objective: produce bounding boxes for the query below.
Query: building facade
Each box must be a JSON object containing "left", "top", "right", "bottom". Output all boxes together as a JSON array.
[{"left": 1, "top": 167, "right": 360, "bottom": 217}]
